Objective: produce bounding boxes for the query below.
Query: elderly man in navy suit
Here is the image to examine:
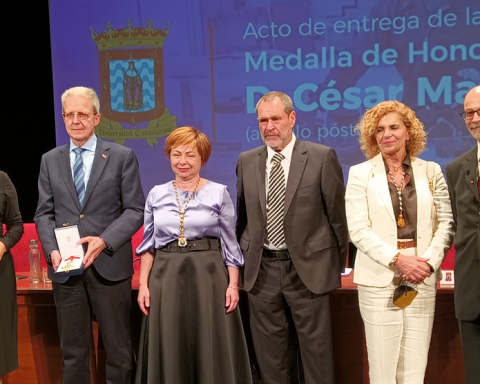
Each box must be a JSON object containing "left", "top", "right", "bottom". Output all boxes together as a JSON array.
[{"left": 35, "top": 86, "right": 145, "bottom": 384}]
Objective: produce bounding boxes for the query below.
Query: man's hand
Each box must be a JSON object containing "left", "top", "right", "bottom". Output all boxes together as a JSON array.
[
  {"left": 77, "top": 236, "right": 107, "bottom": 269},
  {"left": 50, "top": 250, "right": 62, "bottom": 270}
]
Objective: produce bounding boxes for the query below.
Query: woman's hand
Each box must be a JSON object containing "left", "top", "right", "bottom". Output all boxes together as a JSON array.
[
  {"left": 137, "top": 285, "right": 151, "bottom": 316},
  {"left": 225, "top": 266, "right": 240, "bottom": 313},
  {"left": 0, "top": 241, "right": 6, "bottom": 261},
  {"left": 225, "top": 287, "right": 239, "bottom": 313},
  {"left": 395, "top": 254, "right": 431, "bottom": 284},
  {"left": 137, "top": 252, "right": 154, "bottom": 316}
]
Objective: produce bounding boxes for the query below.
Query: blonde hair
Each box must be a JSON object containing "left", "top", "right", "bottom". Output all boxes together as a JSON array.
[
  {"left": 355, "top": 100, "right": 426, "bottom": 159},
  {"left": 165, "top": 127, "right": 212, "bottom": 166},
  {"left": 61, "top": 86, "right": 100, "bottom": 114}
]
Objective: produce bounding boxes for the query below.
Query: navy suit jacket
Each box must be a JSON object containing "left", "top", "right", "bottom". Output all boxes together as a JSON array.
[{"left": 34, "top": 137, "right": 145, "bottom": 283}]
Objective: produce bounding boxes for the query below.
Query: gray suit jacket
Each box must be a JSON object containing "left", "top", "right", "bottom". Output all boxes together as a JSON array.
[
  {"left": 446, "top": 146, "right": 480, "bottom": 321},
  {"left": 236, "top": 139, "right": 348, "bottom": 294},
  {"left": 34, "top": 137, "right": 145, "bottom": 283}
]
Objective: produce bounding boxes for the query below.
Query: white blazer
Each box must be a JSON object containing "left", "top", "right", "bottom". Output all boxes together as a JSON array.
[{"left": 345, "top": 153, "right": 455, "bottom": 287}]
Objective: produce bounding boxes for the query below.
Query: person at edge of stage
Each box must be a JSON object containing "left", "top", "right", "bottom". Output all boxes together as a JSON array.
[
  {"left": 446, "top": 84, "right": 480, "bottom": 384},
  {"left": 0, "top": 172, "right": 24, "bottom": 384}
]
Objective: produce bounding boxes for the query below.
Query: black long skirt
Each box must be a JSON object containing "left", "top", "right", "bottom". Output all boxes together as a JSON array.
[
  {"left": 135, "top": 248, "right": 252, "bottom": 384},
  {"left": 0, "top": 253, "right": 18, "bottom": 375}
]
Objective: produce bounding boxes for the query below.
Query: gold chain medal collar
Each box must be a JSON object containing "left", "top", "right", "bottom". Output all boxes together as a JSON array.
[
  {"left": 387, "top": 169, "right": 406, "bottom": 228},
  {"left": 173, "top": 178, "right": 201, "bottom": 247}
]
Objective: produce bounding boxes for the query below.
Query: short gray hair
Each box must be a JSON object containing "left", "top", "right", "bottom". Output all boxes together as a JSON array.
[
  {"left": 256, "top": 91, "right": 294, "bottom": 115},
  {"left": 61, "top": 86, "right": 100, "bottom": 114}
]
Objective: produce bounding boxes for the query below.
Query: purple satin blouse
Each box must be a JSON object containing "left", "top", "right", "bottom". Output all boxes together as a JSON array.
[{"left": 136, "top": 181, "right": 244, "bottom": 268}]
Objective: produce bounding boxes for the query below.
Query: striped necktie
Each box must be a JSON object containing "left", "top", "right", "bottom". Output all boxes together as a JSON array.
[
  {"left": 267, "top": 153, "right": 286, "bottom": 247},
  {"left": 73, "top": 147, "right": 86, "bottom": 206}
]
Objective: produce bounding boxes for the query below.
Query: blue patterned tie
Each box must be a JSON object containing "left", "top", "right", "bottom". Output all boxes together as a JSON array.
[{"left": 73, "top": 148, "right": 86, "bottom": 206}]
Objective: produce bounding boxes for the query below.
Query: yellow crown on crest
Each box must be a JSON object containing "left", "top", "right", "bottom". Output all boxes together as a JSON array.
[{"left": 91, "top": 19, "right": 169, "bottom": 51}]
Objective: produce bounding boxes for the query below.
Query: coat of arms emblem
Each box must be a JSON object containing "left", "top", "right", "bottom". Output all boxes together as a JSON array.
[{"left": 90, "top": 19, "right": 176, "bottom": 145}]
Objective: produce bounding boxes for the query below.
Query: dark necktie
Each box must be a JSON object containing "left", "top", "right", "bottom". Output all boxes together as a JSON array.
[
  {"left": 73, "top": 148, "right": 86, "bottom": 206},
  {"left": 267, "top": 153, "right": 286, "bottom": 247}
]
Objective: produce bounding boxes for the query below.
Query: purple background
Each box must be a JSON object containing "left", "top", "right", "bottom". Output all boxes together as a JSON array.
[{"left": 49, "top": 0, "right": 480, "bottom": 200}]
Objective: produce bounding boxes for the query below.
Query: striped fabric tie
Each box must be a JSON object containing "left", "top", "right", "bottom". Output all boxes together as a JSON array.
[
  {"left": 267, "top": 153, "right": 286, "bottom": 247},
  {"left": 73, "top": 147, "right": 86, "bottom": 206}
]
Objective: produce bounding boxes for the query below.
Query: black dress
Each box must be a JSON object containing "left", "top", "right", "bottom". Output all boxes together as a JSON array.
[{"left": 0, "top": 171, "right": 24, "bottom": 375}]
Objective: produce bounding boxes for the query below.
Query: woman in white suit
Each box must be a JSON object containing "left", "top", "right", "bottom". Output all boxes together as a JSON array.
[{"left": 345, "top": 101, "right": 455, "bottom": 384}]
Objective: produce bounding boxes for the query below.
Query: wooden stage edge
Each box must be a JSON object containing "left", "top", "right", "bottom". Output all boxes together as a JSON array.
[{"left": 9, "top": 272, "right": 464, "bottom": 384}]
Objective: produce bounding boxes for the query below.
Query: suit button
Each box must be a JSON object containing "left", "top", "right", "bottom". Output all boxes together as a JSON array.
[{"left": 80, "top": 214, "right": 85, "bottom": 219}]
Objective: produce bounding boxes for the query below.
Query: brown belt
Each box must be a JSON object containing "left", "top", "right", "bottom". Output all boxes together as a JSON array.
[{"left": 397, "top": 240, "right": 417, "bottom": 249}]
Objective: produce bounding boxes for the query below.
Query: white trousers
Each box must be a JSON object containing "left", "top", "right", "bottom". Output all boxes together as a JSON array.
[{"left": 358, "top": 249, "right": 436, "bottom": 384}]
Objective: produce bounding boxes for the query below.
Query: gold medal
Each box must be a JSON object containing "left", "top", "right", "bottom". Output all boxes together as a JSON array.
[
  {"left": 61, "top": 256, "right": 80, "bottom": 273},
  {"left": 174, "top": 178, "right": 201, "bottom": 247},
  {"left": 178, "top": 235, "right": 187, "bottom": 247}
]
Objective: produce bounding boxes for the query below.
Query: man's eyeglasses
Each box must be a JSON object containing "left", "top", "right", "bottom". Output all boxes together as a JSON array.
[
  {"left": 460, "top": 109, "right": 480, "bottom": 121},
  {"left": 63, "top": 112, "right": 93, "bottom": 121}
]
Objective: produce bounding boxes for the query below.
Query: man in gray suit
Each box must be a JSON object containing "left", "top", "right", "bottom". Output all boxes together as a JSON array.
[
  {"left": 35, "top": 86, "right": 145, "bottom": 384},
  {"left": 446, "top": 85, "right": 480, "bottom": 384},
  {"left": 236, "top": 91, "right": 348, "bottom": 384}
]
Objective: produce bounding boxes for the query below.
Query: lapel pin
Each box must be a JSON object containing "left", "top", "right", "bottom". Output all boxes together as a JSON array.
[
  {"left": 102, "top": 154, "right": 107, "bottom": 159},
  {"left": 471, "top": 180, "right": 474, "bottom": 184}
]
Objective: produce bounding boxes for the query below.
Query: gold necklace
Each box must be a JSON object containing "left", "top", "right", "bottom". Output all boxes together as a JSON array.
[
  {"left": 386, "top": 164, "right": 403, "bottom": 172},
  {"left": 173, "top": 178, "right": 201, "bottom": 247},
  {"left": 387, "top": 170, "right": 406, "bottom": 227}
]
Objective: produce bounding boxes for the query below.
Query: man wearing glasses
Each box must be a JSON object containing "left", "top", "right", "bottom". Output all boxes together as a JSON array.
[
  {"left": 446, "top": 85, "right": 480, "bottom": 384},
  {"left": 35, "top": 86, "right": 145, "bottom": 384},
  {"left": 236, "top": 91, "right": 348, "bottom": 383}
]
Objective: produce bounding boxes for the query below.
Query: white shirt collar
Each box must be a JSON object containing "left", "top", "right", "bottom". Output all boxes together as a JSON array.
[
  {"left": 70, "top": 134, "right": 97, "bottom": 153},
  {"left": 266, "top": 133, "right": 296, "bottom": 163}
]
